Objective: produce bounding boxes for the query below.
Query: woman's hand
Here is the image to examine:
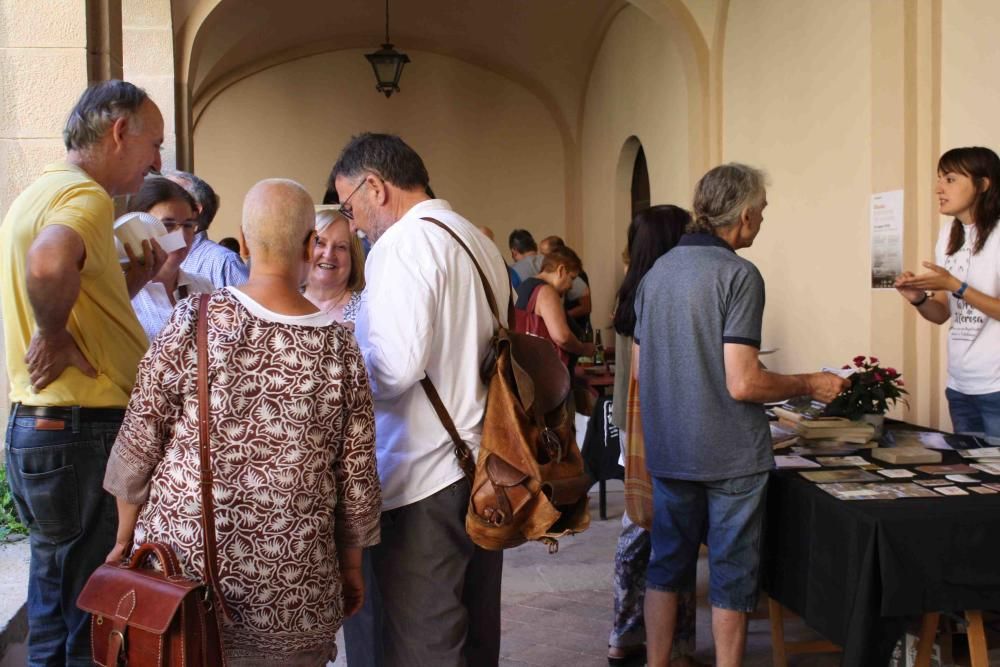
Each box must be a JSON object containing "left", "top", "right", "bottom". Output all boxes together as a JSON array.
[
  {"left": 894, "top": 271, "right": 927, "bottom": 304},
  {"left": 341, "top": 566, "right": 365, "bottom": 618},
  {"left": 105, "top": 540, "right": 132, "bottom": 564},
  {"left": 896, "top": 262, "right": 962, "bottom": 293}
]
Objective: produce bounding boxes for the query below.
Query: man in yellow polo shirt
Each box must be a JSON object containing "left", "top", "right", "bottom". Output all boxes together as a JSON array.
[{"left": 0, "top": 80, "right": 165, "bottom": 666}]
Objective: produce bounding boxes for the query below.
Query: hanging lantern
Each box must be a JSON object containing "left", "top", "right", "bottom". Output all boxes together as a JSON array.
[{"left": 365, "top": 0, "right": 410, "bottom": 98}]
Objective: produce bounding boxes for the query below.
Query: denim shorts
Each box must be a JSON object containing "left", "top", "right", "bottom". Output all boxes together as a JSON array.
[
  {"left": 945, "top": 387, "right": 1000, "bottom": 441},
  {"left": 647, "top": 471, "right": 769, "bottom": 612}
]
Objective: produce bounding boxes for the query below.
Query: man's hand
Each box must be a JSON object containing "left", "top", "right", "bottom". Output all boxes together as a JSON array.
[
  {"left": 806, "top": 372, "right": 850, "bottom": 403},
  {"left": 123, "top": 239, "right": 167, "bottom": 297},
  {"left": 341, "top": 566, "right": 365, "bottom": 618},
  {"left": 25, "top": 328, "right": 96, "bottom": 392}
]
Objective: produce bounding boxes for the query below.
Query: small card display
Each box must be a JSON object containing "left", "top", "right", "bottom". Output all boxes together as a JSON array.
[
  {"left": 915, "top": 479, "right": 952, "bottom": 487},
  {"left": 957, "top": 447, "right": 1000, "bottom": 460},
  {"left": 934, "top": 485, "right": 969, "bottom": 496},
  {"left": 800, "top": 469, "right": 881, "bottom": 484},
  {"left": 816, "top": 456, "right": 869, "bottom": 467},
  {"left": 774, "top": 455, "right": 820, "bottom": 469},
  {"left": 818, "top": 482, "right": 938, "bottom": 500},
  {"left": 971, "top": 462, "right": 1000, "bottom": 475},
  {"left": 877, "top": 468, "right": 916, "bottom": 479},
  {"left": 915, "top": 464, "right": 978, "bottom": 475},
  {"left": 970, "top": 486, "right": 999, "bottom": 495},
  {"left": 945, "top": 474, "right": 979, "bottom": 484}
]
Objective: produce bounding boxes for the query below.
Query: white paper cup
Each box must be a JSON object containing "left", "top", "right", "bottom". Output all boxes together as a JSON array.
[
  {"left": 114, "top": 212, "right": 167, "bottom": 263},
  {"left": 157, "top": 229, "right": 187, "bottom": 254}
]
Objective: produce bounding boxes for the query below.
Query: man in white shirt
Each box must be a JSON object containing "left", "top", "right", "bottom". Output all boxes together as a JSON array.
[{"left": 332, "top": 133, "right": 510, "bottom": 667}]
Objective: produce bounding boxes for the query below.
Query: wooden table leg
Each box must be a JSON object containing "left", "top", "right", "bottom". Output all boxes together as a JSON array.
[
  {"left": 966, "top": 610, "right": 989, "bottom": 667},
  {"left": 914, "top": 612, "right": 940, "bottom": 667},
  {"left": 768, "top": 598, "right": 788, "bottom": 667}
]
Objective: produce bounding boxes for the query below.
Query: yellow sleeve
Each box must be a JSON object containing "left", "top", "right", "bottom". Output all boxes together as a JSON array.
[{"left": 42, "top": 184, "right": 114, "bottom": 277}]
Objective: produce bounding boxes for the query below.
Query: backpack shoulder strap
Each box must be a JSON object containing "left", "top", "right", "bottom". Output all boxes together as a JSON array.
[{"left": 421, "top": 216, "right": 512, "bottom": 328}]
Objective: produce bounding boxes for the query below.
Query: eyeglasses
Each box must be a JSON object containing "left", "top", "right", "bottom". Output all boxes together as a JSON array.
[
  {"left": 339, "top": 173, "right": 384, "bottom": 221},
  {"left": 162, "top": 221, "right": 198, "bottom": 233},
  {"left": 339, "top": 177, "right": 369, "bottom": 221}
]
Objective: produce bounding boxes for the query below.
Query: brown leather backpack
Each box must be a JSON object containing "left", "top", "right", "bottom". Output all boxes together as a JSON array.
[{"left": 420, "top": 218, "right": 591, "bottom": 551}]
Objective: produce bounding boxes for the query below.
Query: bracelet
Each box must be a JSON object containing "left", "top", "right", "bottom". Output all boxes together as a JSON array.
[
  {"left": 953, "top": 281, "right": 969, "bottom": 300},
  {"left": 911, "top": 292, "right": 929, "bottom": 307}
]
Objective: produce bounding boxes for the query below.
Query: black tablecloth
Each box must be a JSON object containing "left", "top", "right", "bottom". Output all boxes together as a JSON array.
[{"left": 763, "top": 445, "right": 1000, "bottom": 666}]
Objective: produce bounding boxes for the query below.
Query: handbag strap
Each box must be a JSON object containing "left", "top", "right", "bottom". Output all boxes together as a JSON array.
[
  {"left": 197, "top": 295, "right": 231, "bottom": 620},
  {"left": 417, "top": 217, "right": 513, "bottom": 483},
  {"left": 526, "top": 283, "right": 543, "bottom": 315}
]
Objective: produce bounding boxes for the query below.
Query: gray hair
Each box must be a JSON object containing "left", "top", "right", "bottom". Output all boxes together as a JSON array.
[
  {"left": 689, "top": 163, "right": 768, "bottom": 234},
  {"left": 164, "top": 170, "right": 220, "bottom": 231},
  {"left": 63, "top": 80, "right": 148, "bottom": 151},
  {"left": 329, "top": 133, "right": 430, "bottom": 191}
]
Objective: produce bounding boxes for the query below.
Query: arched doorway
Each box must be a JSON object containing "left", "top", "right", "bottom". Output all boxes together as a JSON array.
[{"left": 631, "top": 145, "right": 650, "bottom": 218}]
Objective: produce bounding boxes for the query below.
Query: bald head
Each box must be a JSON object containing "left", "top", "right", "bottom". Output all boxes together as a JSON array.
[
  {"left": 539, "top": 235, "right": 565, "bottom": 255},
  {"left": 241, "top": 179, "right": 314, "bottom": 263},
  {"left": 478, "top": 225, "right": 495, "bottom": 241}
]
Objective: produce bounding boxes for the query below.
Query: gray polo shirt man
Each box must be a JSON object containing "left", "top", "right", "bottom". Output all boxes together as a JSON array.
[{"left": 634, "top": 232, "right": 771, "bottom": 479}]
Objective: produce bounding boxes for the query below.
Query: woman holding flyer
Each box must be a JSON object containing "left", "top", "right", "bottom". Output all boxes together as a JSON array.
[{"left": 895, "top": 146, "right": 1000, "bottom": 439}]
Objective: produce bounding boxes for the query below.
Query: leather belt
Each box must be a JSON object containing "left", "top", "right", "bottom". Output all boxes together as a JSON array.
[{"left": 12, "top": 404, "right": 125, "bottom": 422}]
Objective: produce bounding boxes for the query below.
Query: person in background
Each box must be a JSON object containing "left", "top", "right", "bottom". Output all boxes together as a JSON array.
[
  {"left": 508, "top": 228, "right": 542, "bottom": 282},
  {"left": 219, "top": 236, "right": 241, "bottom": 254},
  {"left": 896, "top": 146, "right": 1000, "bottom": 440},
  {"left": 303, "top": 208, "right": 365, "bottom": 326},
  {"left": 608, "top": 205, "right": 696, "bottom": 667},
  {"left": 539, "top": 234, "right": 592, "bottom": 337},
  {"left": 480, "top": 224, "right": 520, "bottom": 289},
  {"left": 331, "top": 132, "right": 509, "bottom": 667},
  {"left": 166, "top": 169, "right": 249, "bottom": 288},
  {"left": 103, "top": 178, "right": 381, "bottom": 665},
  {"left": 514, "top": 246, "right": 595, "bottom": 367},
  {"left": 1, "top": 80, "right": 165, "bottom": 666},
  {"left": 128, "top": 177, "right": 214, "bottom": 341},
  {"left": 635, "top": 164, "right": 848, "bottom": 667}
]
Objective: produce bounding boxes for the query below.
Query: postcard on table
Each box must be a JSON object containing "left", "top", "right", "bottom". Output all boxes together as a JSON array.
[
  {"left": 934, "top": 486, "right": 969, "bottom": 496},
  {"left": 915, "top": 464, "right": 978, "bottom": 475},
  {"left": 800, "top": 469, "right": 881, "bottom": 483},
  {"left": 970, "top": 486, "right": 999, "bottom": 495},
  {"left": 971, "top": 462, "right": 1000, "bottom": 475},
  {"left": 774, "top": 455, "right": 821, "bottom": 469},
  {"left": 915, "top": 479, "right": 953, "bottom": 487},
  {"left": 816, "top": 456, "right": 869, "bottom": 467},
  {"left": 945, "top": 474, "right": 980, "bottom": 484},
  {"left": 877, "top": 468, "right": 916, "bottom": 478},
  {"left": 880, "top": 483, "right": 940, "bottom": 498},
  {"left": 957, "top": 446, "right": 1000, "bottom": 460},
  {"left": 818, "top": 483, "right": 895, "bottom": 501}
]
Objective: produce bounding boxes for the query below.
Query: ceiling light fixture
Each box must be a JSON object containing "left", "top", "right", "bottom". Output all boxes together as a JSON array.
[{"left": 365, "top": 0, "right": 410, "bottom": 98}]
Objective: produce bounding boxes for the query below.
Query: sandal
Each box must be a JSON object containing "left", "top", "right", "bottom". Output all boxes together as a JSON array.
[{"left": 608, "top": 645, "right": 646, "bottom": 666}]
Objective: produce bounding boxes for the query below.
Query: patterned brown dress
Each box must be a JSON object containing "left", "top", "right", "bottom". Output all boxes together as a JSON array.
[{"left": 104, "top": 288, "right": 381, "bottom": 662}]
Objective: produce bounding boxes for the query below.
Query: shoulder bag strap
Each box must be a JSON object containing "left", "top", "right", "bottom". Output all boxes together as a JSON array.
[
  {"left": 197, "top": 295, "right": 232, "bottom": 620},
  {"left": 417, "top": 217, "right": 513, "bottom": 482}
]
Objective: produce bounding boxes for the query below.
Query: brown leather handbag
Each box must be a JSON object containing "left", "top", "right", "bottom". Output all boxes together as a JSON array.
[
  {"left": 419, "top": 218, "right": 591, "bottom": 552},
  {"left": 77, "top": 295, "right": 227, "bottom": 666}
]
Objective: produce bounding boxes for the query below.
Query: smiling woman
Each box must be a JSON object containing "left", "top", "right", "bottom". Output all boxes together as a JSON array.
[{"left": 303, "top": 207, "right": 366, "bottom": 326}]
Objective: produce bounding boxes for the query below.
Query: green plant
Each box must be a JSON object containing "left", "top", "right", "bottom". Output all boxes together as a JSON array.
[
  {"left": 0, "top": 463, "right": 28, "bottom": 540},
  {"left": 826, "top": 355, "right": 908, "bottom": 420}
]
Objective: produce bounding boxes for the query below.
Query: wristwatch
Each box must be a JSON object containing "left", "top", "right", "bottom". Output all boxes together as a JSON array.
[{"left": 953, "top": 281, "right": 969, "bottom": 300}]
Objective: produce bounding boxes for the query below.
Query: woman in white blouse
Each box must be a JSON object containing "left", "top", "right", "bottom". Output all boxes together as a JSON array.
[
  {"left": 128, "top": 177, "right": 213, "bottom": 341},
  {"left": 303, "top": 207, "right": 365, "bottom": 326}
]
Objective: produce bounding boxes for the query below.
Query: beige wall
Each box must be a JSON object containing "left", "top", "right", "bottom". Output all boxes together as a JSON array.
[
  {"left": 192, "top": 49, "right": 567, "bottom": 253},
  {"left": 722, "top": 0, "right": 874, "bottom": 376},
  {"left": 580, "top": 5, "right": 695, "bottom": 335}
]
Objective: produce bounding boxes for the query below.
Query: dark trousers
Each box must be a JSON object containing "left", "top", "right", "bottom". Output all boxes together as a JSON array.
[
  {"left": 371, "top": 479, "right": 503, "bottom": 667},
  {"left": 4, "top": 407, "right": 120, "bottom": 667}
]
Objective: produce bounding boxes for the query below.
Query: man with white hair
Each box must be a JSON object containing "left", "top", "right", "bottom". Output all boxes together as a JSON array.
[
  {"left": 634, "top": 163, "right": 849, "bottom": 667},
  {"left": 331, "top": 133, "right": 510, "bottom": 667},
  {"left": 166, "top": 169, "right": 249, "bottom": 287},
  {"left": 0, "top": 80, "right": 165, "bottom": 666}
]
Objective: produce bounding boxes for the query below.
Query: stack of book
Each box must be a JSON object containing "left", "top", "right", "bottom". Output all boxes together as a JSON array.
[{"left": 772, "top": 401, "right": 876, "bottom": 444}]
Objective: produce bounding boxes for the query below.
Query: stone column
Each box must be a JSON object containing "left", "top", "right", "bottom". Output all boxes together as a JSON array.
[{"left": 122, "top": 0, "right": 176, "bottom": 171}]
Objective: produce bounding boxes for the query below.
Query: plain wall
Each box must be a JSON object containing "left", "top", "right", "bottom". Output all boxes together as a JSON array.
[
  {"left": 580, "top": 5, "right": 694, "bottom": 335},
  {"left": 192, "top": 49, "right": 567, "bottom": 256},
  {"left": 721, "top": 0, "right": 874, "bottom": 376}
]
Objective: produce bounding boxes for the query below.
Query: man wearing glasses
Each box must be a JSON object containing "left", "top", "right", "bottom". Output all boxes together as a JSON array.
[{"left": 330, "top": 133, "right": 510, "bottom": 667}]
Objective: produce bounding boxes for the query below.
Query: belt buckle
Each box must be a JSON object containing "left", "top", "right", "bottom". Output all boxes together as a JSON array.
[{"left": 34, "top": 418, "right": 66, "bottom": 431}]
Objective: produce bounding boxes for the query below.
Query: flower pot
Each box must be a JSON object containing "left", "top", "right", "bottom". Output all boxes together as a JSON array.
[{"left": 861, "top": 413, "right": 885, "bottom": 439}]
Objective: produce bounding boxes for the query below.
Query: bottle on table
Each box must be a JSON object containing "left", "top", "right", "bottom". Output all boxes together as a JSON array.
[{"left": 594, "top": 329, "right": 605, "bottom": 368}]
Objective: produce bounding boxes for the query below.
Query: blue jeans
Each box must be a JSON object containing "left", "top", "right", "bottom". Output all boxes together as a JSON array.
[
  {"left": 647, "top": 472, "right": 768, "bottom": 612},
  {"left": 946, "top": 388, "right": 1000, "bottom": 440},
  {"left": 4, "top": 408, "right": 121, "bottom": 667}
]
